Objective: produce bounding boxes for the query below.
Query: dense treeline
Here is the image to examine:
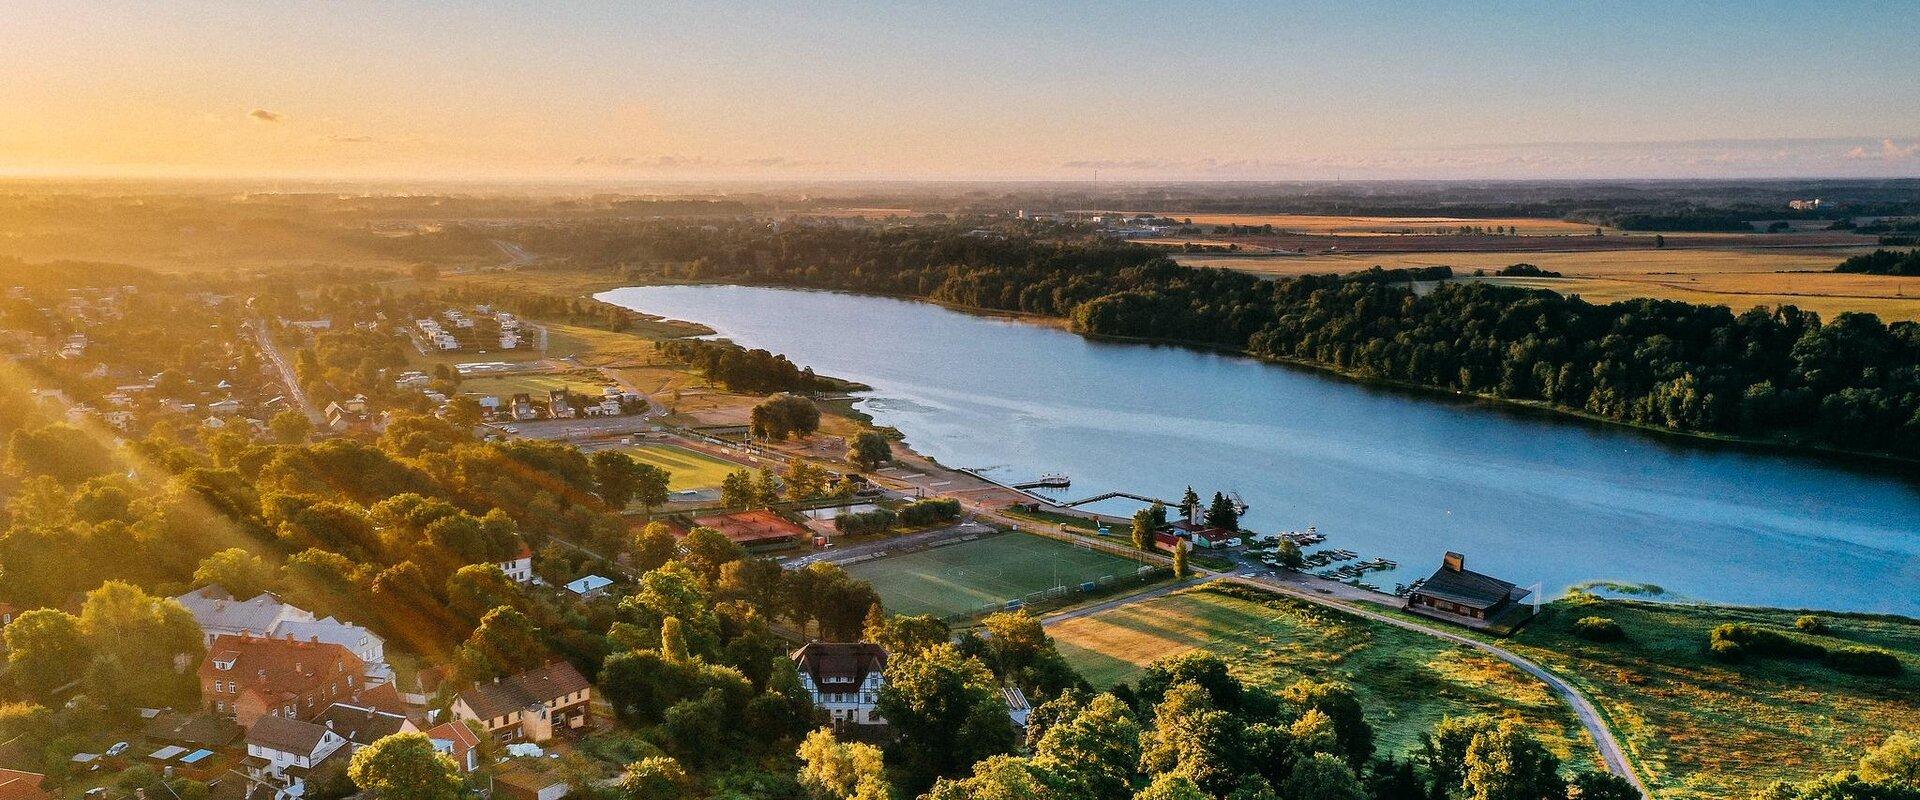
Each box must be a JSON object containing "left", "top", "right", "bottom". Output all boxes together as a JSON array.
[
  {"left": 1834, "top": 249, "right": 1920, "bottom": 276},
  {"left": 1577, "top": 210, "right": 1753, "bottom": 232},
  {"left": 595, "top": 226, "right": 1920, "bottom": 457},
  {"left": 658, "top": 338, "right": 827, "bottom": 394}
]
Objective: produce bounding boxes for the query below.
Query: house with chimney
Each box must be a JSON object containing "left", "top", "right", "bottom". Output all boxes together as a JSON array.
[
  {"left": 174, "top": 585, "right": 391, "bottom": 684},
  {"left": 791, "top": 642, "right": 888, "bottom": 726},
  {"left": 1405, "top": 552, "right": 1533, "bottom": 629},
  {"left": 426, "top": 721, "right": 484, "bottom": 773},
  {"left": 313, "top": 702, "right": 416, "bottom": 750},
  {"left": 496, "top": 542, "right": 534, "bottom": 584},
  {"left": 450, "top": 662, "right": 592, "bottom": 743},
  {"left": 243, "top": 715, "right": 347, "bottom": 800},
  {"left": 200, "top": 633, "right": 369, "bottom": 729}
]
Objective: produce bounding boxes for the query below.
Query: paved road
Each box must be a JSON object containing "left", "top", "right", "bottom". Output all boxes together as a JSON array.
[{"left": 251, "top": 320, "right": 325, "bottom": 426}]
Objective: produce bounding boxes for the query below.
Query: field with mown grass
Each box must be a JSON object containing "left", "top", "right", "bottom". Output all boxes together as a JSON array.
[
  {"left": 1048, "top": 583, "right": 1596, "bottom": 763},
  {"left": 847, "top": 532, "right": 1150, "bottom": 619},
  {"left": 1502, "top": 595, "right": 1920, "bottom": 800},
  {"left": 623, "top": 443, "right": 745, "bottom": 491}
]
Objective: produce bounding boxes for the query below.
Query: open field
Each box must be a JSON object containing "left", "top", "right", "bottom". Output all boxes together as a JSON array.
[
  {"left": 1143, "top": 212, "right": 1609, "bottom": 236},
  {"left": 1176, "top": 246, "right": 1920, "bottom": 320},
  {"left": 1049, "top": 584, "right": 1596, "bottom": 762},
  {"left": 845, "top": 532, "right": 1149, "bottom": 619},
  {"left": 1500, "top": 596, "right": 1920, "bottom": 800},
  {"left": 457, "top": 369, "right": 610, "bottom": 398},
  {"left": 624, "top": 443, "right": 743, "bottom": 491}
]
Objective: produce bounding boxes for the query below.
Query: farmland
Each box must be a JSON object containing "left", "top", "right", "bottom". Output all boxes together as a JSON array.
[
  {"left": 1174, "top": 245, "right": 1920, "bottom": 321},
  {"left": 1048, "top": 584, "right": 1596, "bottom": 763},
  {"left": 623, "top": 443, "right": 744, "bottom": 491},
  {"left": 1500, "top": 595, "right": 1920, "bottom": 800},
  {"left": 845, "top": 532, "right": 1150, "bottom": 619},
  {"left": 1144, "top": 212, "right": 1608, "bottom": 236}
]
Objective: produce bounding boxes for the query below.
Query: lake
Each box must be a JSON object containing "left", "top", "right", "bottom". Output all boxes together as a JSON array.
[{"left": 598, "top": 284, "right": 1920, "bottom": 615}]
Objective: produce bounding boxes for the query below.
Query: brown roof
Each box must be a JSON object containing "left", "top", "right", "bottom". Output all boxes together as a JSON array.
[
  {"left": 457, "top": 662, "right": 591, "bottom": 720},
  {"left": 0, "top": 769, "right": 48, "bottom": 800},
  {"left": 245, "top": 714, "right": 333, "bottom": 756},
  {"left": 494, "top": 765, "right": 566, "bottom": 800},
  {"left": 791, "top": 642, "right": 887, "bottom": 689},
  {"left": 425, "top": 722, "right": 480, "bottom": 769},
  {"left": 200, "top": 633, "right": 365, "bottom": 709},
  {"left": 1416, "top": 553, "right": 1529, "bottom": 610}
]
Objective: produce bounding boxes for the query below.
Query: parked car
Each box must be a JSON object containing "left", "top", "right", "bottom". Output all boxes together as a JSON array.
[{"left": 105, "top": 742, "right": 129, "bottom": 757}]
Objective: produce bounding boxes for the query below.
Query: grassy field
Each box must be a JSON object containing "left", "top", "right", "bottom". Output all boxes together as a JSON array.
[
  {"left": 624, "top": 443, "right": 744, "bottom": 491},
  {"left": 1174, "top": 247, "right": 1920, "bottom": 321},
  {"left": 845, "top": 533, "right": 1149, "bottom": 619},
  {"left": 1499, "top": 596, "right": 1920, "bottom": 800},
  {"left": 1048, "top": 584, "right": 1595, "bottom": 763},
  {"left": 457, "top": 369, "right": 609, "bottom": 398}
]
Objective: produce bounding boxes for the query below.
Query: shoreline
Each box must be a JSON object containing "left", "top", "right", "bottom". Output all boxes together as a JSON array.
[{"left": 597, "top": 278, "right": 1920, "bottom": 473}]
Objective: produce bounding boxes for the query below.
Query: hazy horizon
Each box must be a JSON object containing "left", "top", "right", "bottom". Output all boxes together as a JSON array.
[{"left": 5, "top": 1, "right": 1920, "bottom": 181}]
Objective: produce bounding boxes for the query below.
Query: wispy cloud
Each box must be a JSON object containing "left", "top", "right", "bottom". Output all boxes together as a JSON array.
[
  {"left": 1844, "top": 139, "right": 1920, "bottom": 161},
  {"left": 248, "top": 108, "right": 282, "bottom": 123}
]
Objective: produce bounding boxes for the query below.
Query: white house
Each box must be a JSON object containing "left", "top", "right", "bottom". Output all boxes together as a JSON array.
[
  {"left": 563, "top": 575, "right": 613, "bottom": 600},
  {"left": 174, "top": 586, "right": 392, "bottom": 684},
  {"left": 791, "top": 642, "right": 887, "bottom": 726},
  {"left": 273, "top": 618, "right": 392, "bottom": 684},
  {"left": 244, "top": 715, "right": 346, "bottom": 800},
  {"left": 497, "top": 543, "right": 534, "bottom": 584}
]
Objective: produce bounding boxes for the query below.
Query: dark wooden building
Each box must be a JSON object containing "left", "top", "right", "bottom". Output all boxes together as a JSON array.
[{"left": 1406, "top": 552, "right": 1530, "bottom": 623}]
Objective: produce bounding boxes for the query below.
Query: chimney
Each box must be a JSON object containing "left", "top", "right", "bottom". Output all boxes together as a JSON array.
[{"left": 1443, "top": 552, "right": 1465, "bottom": 573}]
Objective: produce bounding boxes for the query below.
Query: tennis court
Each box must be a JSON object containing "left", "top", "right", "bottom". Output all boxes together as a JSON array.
[{"left": 845, "top": 532, "right": 1148, "bottom": 618}]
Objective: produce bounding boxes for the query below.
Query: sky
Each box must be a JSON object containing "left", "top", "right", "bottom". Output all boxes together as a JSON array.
[{"left": 3, "top": 1, "right": 1919, "bottom": 181}]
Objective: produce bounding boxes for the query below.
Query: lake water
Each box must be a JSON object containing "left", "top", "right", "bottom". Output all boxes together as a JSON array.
[{"left": 598, "top": 284, "right": 1920, "bottom": 615}]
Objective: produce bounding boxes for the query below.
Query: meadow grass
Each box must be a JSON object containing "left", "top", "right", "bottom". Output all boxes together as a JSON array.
[
  {"left": 845, "top": 532, "right": 1148, "bottom": 619},
  {"left": 1502, "top": 596, "right": 1920, "bottom": 800},
  {"left": 1048, "top": 583, "right": 1596, "bottom": 763}
]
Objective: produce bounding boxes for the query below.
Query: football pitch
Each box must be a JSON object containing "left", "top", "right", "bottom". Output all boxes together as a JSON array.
[{"left": 844, "top": 533, "right": 1149, "bottom": 619}]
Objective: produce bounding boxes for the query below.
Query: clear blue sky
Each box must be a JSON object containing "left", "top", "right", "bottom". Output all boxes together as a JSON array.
[{"left": 4, "top": 0, "right": 1917, "bottom": 179}]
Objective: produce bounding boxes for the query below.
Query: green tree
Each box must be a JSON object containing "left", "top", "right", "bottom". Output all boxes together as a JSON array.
[
  {"left": 4, "top": 609, "right": 92, "bottom": 700},
  {"left": 1205, "top": 492, "right": 1239, "bottom": 531},
  {"left": 1135, "top": 774, "right": 1209, "bottom": 800},
  {"left": 1132, "top": 506, "right": 1158, "bottom": 551},
  {"left": 1032, "top": 693, "right": 1141, "bottom": 800},
  {"left": 193, "top": 548, "right": 276, "bottom": 599},
  {"left": 444, "top": 396, "right": 484, "bottom": 428},
  {"left": 348, "top": 733, "right": 462, "bottom": 800},
  {"left": 1569, "top": 770, "right": 1642, "bottom": 800},
  {"left": 269, "top": 410, "right": 314, "bottom": 444},
  {"left": 6, "top": 423, "right": 117, "bottom": 484},
  {"left": 1861, "top": 731, "right": 1920, "bottom": 786},
  {"left": 455, "top": 606, "right": 546, "bottom": 683},
  {"left": 847, "top": 431, "right": 892, "bottom": 471},
  {"left": 445, "top": 564, "right": 525, "bottom": 624},
  {"left": 798, "top": 728, "right": 892, "bottom": 800},
  {"left": 590, "top": 451, "right": 643, "bottom": 509},
  {"left": 1279, "top": 752, "right": 1369, "bottom": 800},
  {"left": 721, "top": 470, "right": 756, "bottom": 509},
  {"left": 1275, "top": 539, "right": 1304, "bottom": 569},
  {"left": 785, "top": 460, "right": 831, "bottom": 501},
  {"left": 631, "top": 522, "right": 679, "bottom": 572},
  {"left": 1172, "top": 539, "right": 1190, "bottom": 580},
  {"left": 1464, "top": 722, "right": 1567, "bottom": 800},
  {"left": 615, "top": 756, "right": 696, "bottom": 800},
  {"left": 876, "top": 643, "right": 1019, "bottom": 793},
  {"left": 751, "top": 393, "right": 821, "bottom": 440}
]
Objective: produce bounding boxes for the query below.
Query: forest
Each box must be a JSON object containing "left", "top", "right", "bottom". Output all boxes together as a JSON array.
[
  {"left": 539, "top": 224, "right": 1920, "bottom": 458},
  {"left": 1834, "top": 249, "right": 1920, "bottom": 277}
]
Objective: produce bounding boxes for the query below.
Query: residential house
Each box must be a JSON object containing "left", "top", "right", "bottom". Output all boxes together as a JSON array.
[
  {"left": 1170, "top": 520, "right": 1238, "bottom": 549},
  {"left": 493, "top": 765, "right": 568, "bottom": 800},
  {"left": 173, "top": 586, "right": 315, "bottom": 646},
  {"left": 143, "top": 711, "right": 243, "bottom": 750},
  {"left": 563, "top": 575, "right": 612, "bottom": 600},
  {"left": 791, "top": 642, "right": 887, "bottom": 726},
  {"left": 272, "top": 618, "right": 390, "bottom": 683},
  {"left": 1005, "top": 686, "right": 1032, "bottom": 729},
  {"left": 426, "top": 721, "right": 483, "bottom": 773},
  {"left": 243, "top": 715, "right": 346, "bottom": 800},
  {"left": 313, "top": 702, "right": 415, "bottom": 749},
  {"left": 547, "top": 389, "right": 574, "bottom": 419},
  {"left": 449, "top": 662, "right": 592, "bottom": 743},
  {"left": 1405, "top": 552, "right": 1532, "bottom": 626},
  {"left": 199, "top": 633, "right": 368, "bottom": 728},
  {"left": 511, "top": 393, "right": 538, "bottom": 421},
  {"left": 497, "top": 542, "right": 534, "bottom": 584}
]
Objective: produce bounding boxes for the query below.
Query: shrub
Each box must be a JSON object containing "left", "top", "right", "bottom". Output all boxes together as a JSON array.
[
  {"left": 834, "top": 508, "right": 896, "bottom": 535},
  {"left": 1709, "top": 638, "right": 1746, "bottom": 662},
  {"left": 1572, "top": 616, "right": 1625, "bottom": 642},
  {"left": 1708, "top": 623, "right": 1825, "bottom": 662},
  {"left": 1826, "top": 647, "right": 1903, "bottom": 677},
  {"left": 1794, "top": 615, "right": 1829, "bottom": 634},
  {"left": 897, "top": 497, "right": 962, "bottom": 526}
]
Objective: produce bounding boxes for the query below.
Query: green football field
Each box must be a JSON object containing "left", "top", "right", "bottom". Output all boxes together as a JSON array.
[{"left": 845, "top": 533, "right": 1148, "bottom": 618}]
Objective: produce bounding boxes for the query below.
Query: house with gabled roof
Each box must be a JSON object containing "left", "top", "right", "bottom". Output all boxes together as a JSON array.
[
  {"left": 313, "top": 702, "right": 416, "bottom": 749},
  {"left": 426, "top": 720, "right": 484, "bottom": 773},
  {"left": 243, "top": 715, "right": 347, "bottom": 800},
  {"left": 791, "top": 642, "right": 887, "bottom": 726},
  {"left": 200, "top": 633, "right": 368, "bottom": 729},
  {"left": 450, "top": 662, "right": 592, "bottom": 743},
  {"left": 1405, "top": 551, "right": 1533, "bottom": 628}
]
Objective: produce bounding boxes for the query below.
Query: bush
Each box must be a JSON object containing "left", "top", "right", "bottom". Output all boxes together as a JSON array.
[
  {"left": 1826, "top": 647, "right": 1903, "bottom": 677},
  {"left": 1708, "top": 623, "right": 1825, "bottom": 662},
  {"left": 1572, "top": 616, "right": 1624, "bottom": 642},
  {"left": 897, "top": 497, "right": 962, "bottom": 526},
  {"left": 1794, "top": 615, "right": 1829, "bottom": 634},
  {"left": 834, "top": 508, "right": 896, "bottom": 535},
  {"left": 1709, "top": 638, "right": 1746, "bottom": 662}
]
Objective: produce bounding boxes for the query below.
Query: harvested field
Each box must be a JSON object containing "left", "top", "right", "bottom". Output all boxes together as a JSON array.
[{"left": 1142, "top": 212, "right": 1607, "bottom": 236}]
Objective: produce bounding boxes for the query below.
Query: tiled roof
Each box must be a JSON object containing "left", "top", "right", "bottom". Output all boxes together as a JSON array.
[
  {"left": 199, "top": 633, "right": 365, "bottom": 709},
  {"left": 1417, "top": 562, "right": 1528, "bottom": 610},
  {"left": 791, "top": 642, "right": 887, "bottom": 689},
  {"left": 173, "top": 586, "right": 313, "bottom": 636},
  {"left": 246, "top": 714, "right": 332, "bottom": 756},
  {"left": 457, "top": 663, "right": 591, "bottom": 721}
]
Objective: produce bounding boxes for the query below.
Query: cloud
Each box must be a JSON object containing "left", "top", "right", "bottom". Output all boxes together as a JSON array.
[
  {"left": 248, "top": 108, "right": 282, "bottom": 123},
  {"left": 1843, "top": 139, "right": 1919, "bottom": 161}
]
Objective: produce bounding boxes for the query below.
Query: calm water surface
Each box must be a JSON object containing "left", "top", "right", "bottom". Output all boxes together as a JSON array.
[{"left": 599, "top": 285, "right": 1920, "bottom": 615}]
